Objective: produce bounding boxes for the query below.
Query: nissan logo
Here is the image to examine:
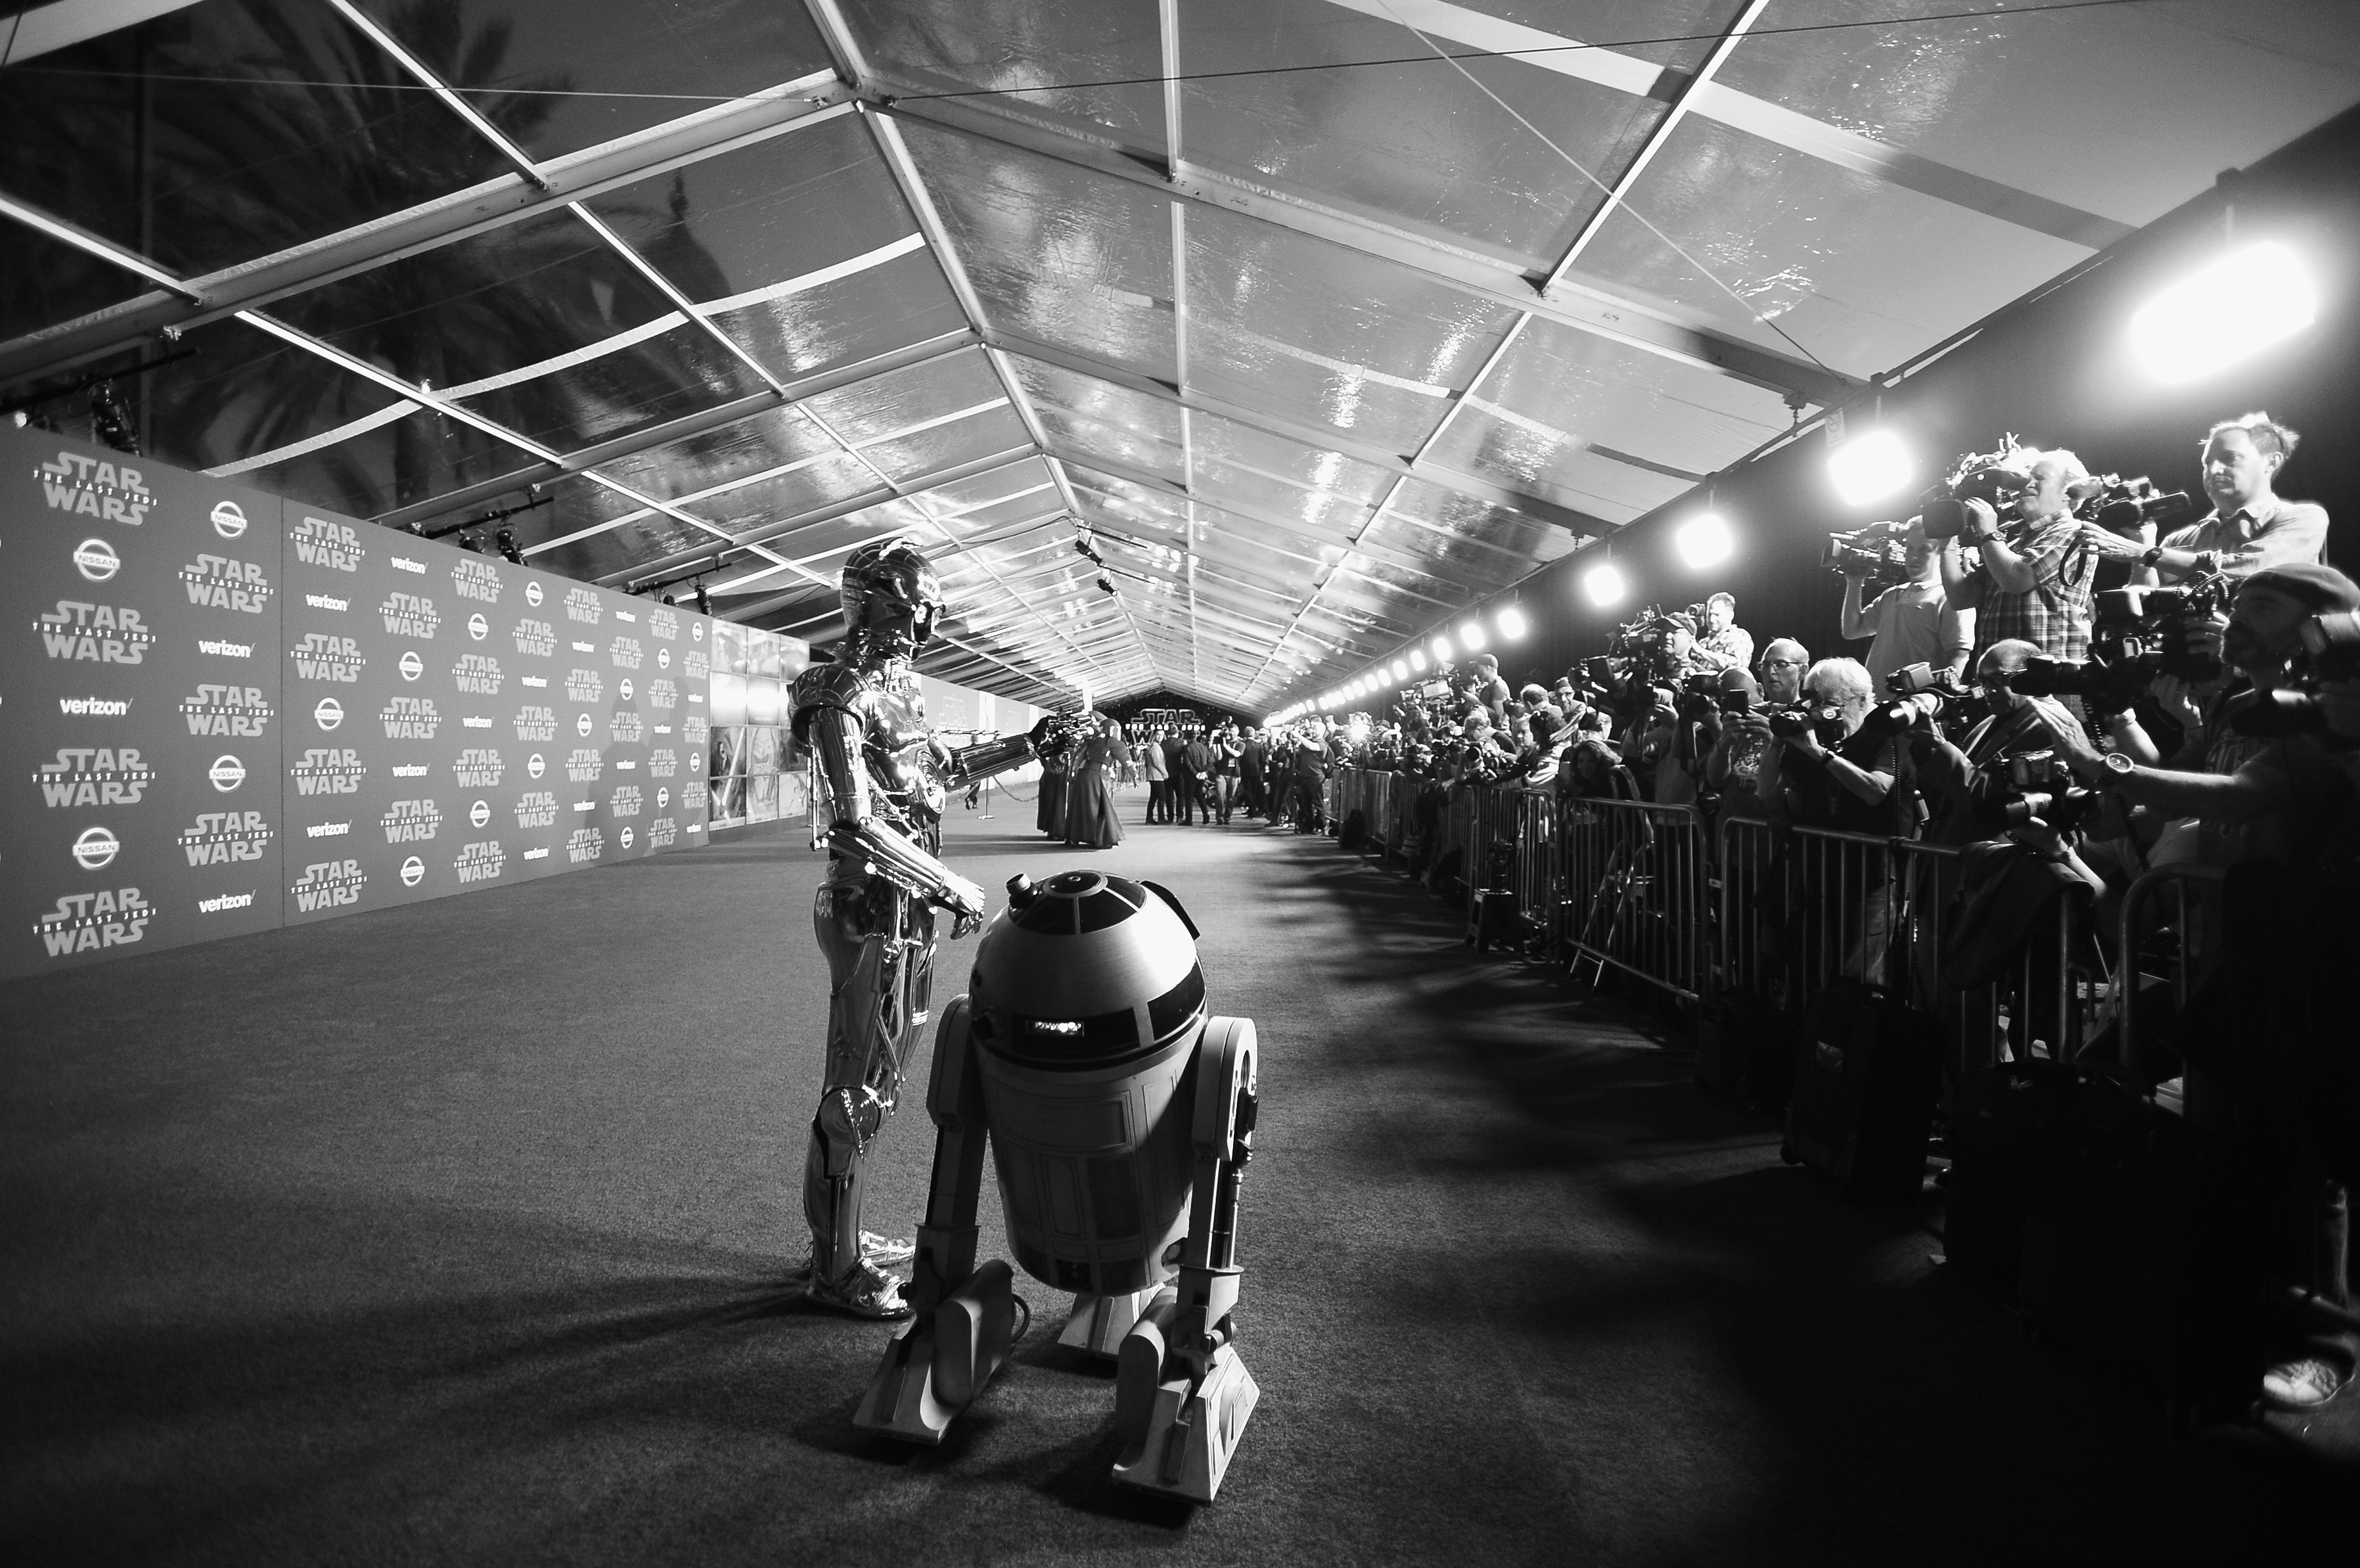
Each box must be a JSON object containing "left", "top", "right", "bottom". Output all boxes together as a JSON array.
[
  {"left": 314, "top": 697, "right": 344, "bottom": 731},
  {"left": 399, "top": 649, "right": 423, "bottom": 681},
  {"left": 524, "top": 580, "right": 543, "bottom": 607},
  {"left": 211, "top": 500, "right": 249, "bottom": 539},
  {"left": 400, "top": 856, "right": 425, "bottom": 888},
  {"left": 469, "top": 612, "right": 488, "bottom": 641},
  {"left": 73, "top": 538, "right": 121, "bottom": 582},
  {"left": 72, "top": 825, "right": 121, "bottom": 871},
  {"left": 209, "top": 755, "right": 246, "bottom": 792},
  {"left": 469, "top": 799, "right": 490, "bottom": 828},
  {"left": 527, "top": 753, "right": 545, "bottom": 779},
  {"left": 619, "top": 825, "right": 635, "bottom": 850},
  {"left": 657, "top": 787, "right": 670, "bottom": 810},
  {"left": 618, "top": 678, "right": 634, "bottom": 702},
  {"left": 576, "top": 712, "right": 593, "bottom": 737},
  {"left": 658, "top": 647, "right": 671, "bottom": 669},
  {"left": 692, "top": 621, "right": 703, "bottom": 640}
]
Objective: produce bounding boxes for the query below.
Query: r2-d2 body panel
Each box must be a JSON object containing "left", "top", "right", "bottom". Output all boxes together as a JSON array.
[{"left": 967, "top": 871, "right": 1205, "bottom": 1299}]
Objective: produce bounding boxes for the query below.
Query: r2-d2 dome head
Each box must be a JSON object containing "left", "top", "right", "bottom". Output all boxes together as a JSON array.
[
  {"left": 965, "top": 871, "right": 1207, "bottom": 1297},
  {"left": 840, "top": 536, "right": 944, "bottom": 654}
]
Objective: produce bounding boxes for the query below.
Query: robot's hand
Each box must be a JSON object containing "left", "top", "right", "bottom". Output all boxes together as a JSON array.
[{"left": 939, "top": 873, "right": 987, "bottom": 937}]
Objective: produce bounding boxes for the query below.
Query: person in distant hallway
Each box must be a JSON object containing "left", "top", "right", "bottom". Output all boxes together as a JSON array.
[
  {"left": 1240, "top": 725, "right": 1269, "bottom": 818},
  {"left": 1840, "top": 519, "right": 1970, "bottom": 698},
  {"left": 1036, "top": 721, "right": 1069, "bottom": 839},
  {"left": 1291, "top": 723, "right": 1329, "bottom": 832},
  {"left": 1142, "top": 725, "right": 1171, "bottom": 823},
  {"left": 1212, "top": 723, "right": 1244, "bottom": 824},
  {"left": 1177, "top": 728, "right": 1215, "bottom": 825},
  {"left": 1160, "top": 727, "right": 1186, "bottom": 823},
  {"left": 1064, "top": 712, "right": 1126, "bottom": 850}
]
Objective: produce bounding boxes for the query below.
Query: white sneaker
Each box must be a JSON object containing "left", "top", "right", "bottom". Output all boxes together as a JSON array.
[{"left": 2260, "top": 1357, "right": 2343, "bottom": 1410}]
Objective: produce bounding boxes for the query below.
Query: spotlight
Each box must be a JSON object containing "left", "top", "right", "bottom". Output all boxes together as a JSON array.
[
  {"left": 495, "top": 526, "right": 526, "bottom": 564},
  {"left": 2130, "top": 239, "right": 2318, "bottom": 384},
  {"left": 1391, "top": 658, "right": 1408, "bottom": 680},
  {"left": 1458, "top": 621, "right": 1485, "bottom": 652},
  {"left": 695, "top": 581, "right": 712, "bottom": 617},
  {"left": 1827, "top": 428, "right": 1914, "bottom": 506},
  {"left": 1096, "top": 575, "right": 1115, "bottom": 594},
  {"left": 1497, "top": 605, "right": 1527, "bottom": 641},
  {"left": 457, "top": 531, "right": 486, "bottom": 554},
  {"left": 1583, "top": 562, "right": 1626, "bottom": 608},
  {"left": 1410, "top": 649, "right": 1428, "bottom": 673},
  {"left": 1430, "top": 636, "right": 1451, "bottom": 663},
  {"left": 1675, "top": 513, "right": 1735, "bottom": 569}
]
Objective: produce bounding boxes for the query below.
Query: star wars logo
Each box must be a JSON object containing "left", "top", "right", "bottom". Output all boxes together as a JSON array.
[
  {"left": 649, "top": 817, "right": 676, "bottom": 850},
  {"left": 37, "top": 886, "right": 152, "bottom": 955},
  {"left": 649, "top": 748, "right": 678, "bottom": 779},
  {"left": 685, "top": 649, "right": 709, "bottom": 682},
  {"left": 609, "top": 635, "right": 643, "bottom": 671},
  {"left": 291, "top": 859, "right": 366, "bottom": 912},
  {"left": 379, "top": 591, "right": 439, "bottom": 638},
  {"left": 289, "top": 515, "right": 364, "bottom": 573},
  {"left": 382, "top": 799, "right": 441, "bottom": 843},
  {"left": 38, "top": 452, "right": 154, "bottom": 525},
  {"left": 564, "top": 667, "right": 602, "bottom": 704},
  {"left": 290, "top": 632, "right": 363, "bottom": 682},
  {"left": 565, "top": 747, "right": 603, "bottom": 783},
  {"left": 513, "top": 616, "right": 556, "bottom": 657},
  {"left": 453, "top": 748, "right": 504, "bottom": 788},
  {"left": 36, "top": 601, "right": 152, "bottom": 665},
  {"left": 610, "top": 711, "right": 645, "bottom": 744},
  {"left": 513, "top": 789, "right": 557, "bottom": 829},
  {"left": 648, "top": 606, "right": 679, "bottom": 642},
  {"left": 36, "top": 746, "right": 153, "bottom": 808},
  {"left": 609, "top": 784, "right": 643, "bottom": 818},
  {"left": 563, "top": 586, "right": 602, "bottom": 624},
  {"left": 181, "top": 683, "right": 273, "bottom": 737},
  {"left": 513, "top": 704, "right": 556, "bottom": 741},
  {"left": 647, "top": 677, "right": 678, "bottom": 711},
  {"left": 179, "top": 555, "right": 272, "bottom": 614},
  {"left": 379, "top": 695, "right": 441, "bottom": 740},
  {"left": 565, "top": 826, "right": 603, "bottom": 864},
  {"left": 453, "top": 652, "right": 504, "bottom": 695},
  {"left": 179, "top": 810, "right": 271, "bottom": 866},
  {"left": 451, "top": 558, "right": 502, "bottom": 603},
  {"left": 453, "top": 840, "right": 506, "bottom": 885},
  {"left": 291, "top": 747, "right": 366, "bottom": 796},
  {"left": 685, "top": 716, "right": 710, "bottom": 744}
]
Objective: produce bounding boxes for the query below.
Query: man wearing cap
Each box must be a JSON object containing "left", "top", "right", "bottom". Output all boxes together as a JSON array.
[
  {"left": 2030, "top": 562, "right": 2360, "bottom": 1417},
  {"left": 2078, "top": 412, "right": 2329, "bottom": 586}
]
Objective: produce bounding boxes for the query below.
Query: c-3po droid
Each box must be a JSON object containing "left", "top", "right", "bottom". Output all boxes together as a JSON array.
[{"left": 853, "top": 869, "right": 1262, "bottom": 1504}]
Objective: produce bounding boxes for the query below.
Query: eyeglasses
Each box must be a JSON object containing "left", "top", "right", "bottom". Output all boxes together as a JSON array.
[{"left": 1762, "top": 658, "right": 1803, "bottom": 670}]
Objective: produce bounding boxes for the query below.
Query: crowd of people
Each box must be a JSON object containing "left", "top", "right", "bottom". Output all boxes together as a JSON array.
[
  {"left": 1300, "top": 411, "right": 2359, "bottom": 1417},
  {"left": 1030, "top": 711, "right": 1355, "bottom": 841}
]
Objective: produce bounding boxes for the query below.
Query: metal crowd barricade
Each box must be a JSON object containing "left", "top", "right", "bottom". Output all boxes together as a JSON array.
[
  {"left": 1556, "top": 796, "right": 1711, "bottom": 1000},
  {"left": 2115, "top": 863, "right": 2226, "bottom": 1071}
]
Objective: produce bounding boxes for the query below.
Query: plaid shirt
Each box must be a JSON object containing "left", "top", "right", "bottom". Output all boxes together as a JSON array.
[{"left": 1971, "top": 515, "right": 2096, "bottom": 663}]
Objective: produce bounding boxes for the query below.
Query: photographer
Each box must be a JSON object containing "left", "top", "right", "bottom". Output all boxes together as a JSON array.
[
  {"left": 2089, "top": 413, "right": 2328, "bottom": 587},
  {"left": 1943, "top": 448, "right": 2099, "bottom": 668},
  {"left": 1841, "top": 520, "right": 1970, "bottom": 698},
  {"left": 1910, "top": 640, "right": 2056, "bottom": 846},
  {"left": 1673, "top": 592, "right": 1754, "bottom": 675},
  {"left": 1704, "top": 668, "right": 1772, "bottom": 820},
  {"left": 1759, "top": 658, "right": 1916, "bottom": 836}
]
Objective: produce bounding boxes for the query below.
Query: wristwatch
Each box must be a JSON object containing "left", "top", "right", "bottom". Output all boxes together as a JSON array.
[
  {"left": 2140, "top": 545, "right": 2165, "bottom": 568},
  {"left": 2101, "top": 750, "right": 2136, "bottom": 778}
]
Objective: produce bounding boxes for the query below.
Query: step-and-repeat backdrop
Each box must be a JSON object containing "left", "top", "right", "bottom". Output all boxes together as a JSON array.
[{"left": 1, "top": 425, "right": 737, "bottom": 981}]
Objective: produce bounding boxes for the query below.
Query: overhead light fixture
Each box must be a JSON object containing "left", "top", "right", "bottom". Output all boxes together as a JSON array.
[
  {"left": 1583, "top": 562, "right": 1626, "bottom": 608},
  {"left": 1409, "top": 649, "right": 1428, "bottom": 673},
  {"left": 494, "top": 527, "right": 526, "bottom": 565},
  {"left": 1827, "top": 428, "right": 1914, "bottom": 506},
  {"left": 1430, "top": 636, "right": 1451, "bottom": 663},
  {"left": 1497, "top": 606, "right": 1527, "bottom": 640},
  {"left": 1675, "top": 513, "right": 1735, "bottom": 569},
  {"left": 1458, "top": 621, "right": 1485, "bottom": 652},
  {"left": 2130, "top": 239, "right": 2318, "bottom": 384},
  {"left": 1391, "top": 658, "right": 1409, "bottom": 680}
]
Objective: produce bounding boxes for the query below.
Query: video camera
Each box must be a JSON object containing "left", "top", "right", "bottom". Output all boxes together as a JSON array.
[
  {"left": 1822, "top": 522, "right": 1914, "bottom": 594},
  {"left": 1974, "top": 750, "right": 2105, "bottom": 831},
  {"left": 2073, "top": 474, "right": 2198, "bottom": 537},
  {"left": 2089, "top": 570, "right": 2229, "bottom": 684},
  {"left": 1918, "top": 441, "right": 2031, "bottom": 541},
  {"left": 2227, "top": 609, "right": 2360, "bottom": 741}
]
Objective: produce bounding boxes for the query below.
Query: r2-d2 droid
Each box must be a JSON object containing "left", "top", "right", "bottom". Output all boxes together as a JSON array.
[{"left": 853, "top": 870, "right": 1260, "bottom": 1504}]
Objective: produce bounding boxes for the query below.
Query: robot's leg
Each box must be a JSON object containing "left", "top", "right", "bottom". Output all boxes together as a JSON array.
[
  {"left": 856, "top": 999, "right": 1020, "bottom": 1444},
  {"left": 803, "top": 873, "right": 915, "bottom": 1290},
  {"left": 1057, "top": 1288, "right": 1158, "bottom": 1358},
  {"left": 1111, "top": 1017, "right": 1262, "bottom": 1504}
]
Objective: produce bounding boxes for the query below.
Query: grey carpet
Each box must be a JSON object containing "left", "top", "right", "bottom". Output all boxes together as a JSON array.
[{"left": 3, "top": 788, "right": 2349, "bottom": 1565}]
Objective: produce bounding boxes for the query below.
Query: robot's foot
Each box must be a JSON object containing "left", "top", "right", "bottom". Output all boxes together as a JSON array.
[
  {"left": 805, "top": 1257, "right": 914, "bottom": 1320},
  {"left": 854, "top": 1260, "right": 1018, "bottom": 1444},
  {"left": 860, "top": 1232, "right": 916, "bottom": 1267},
  {"left": 1112, "top": 1343, "right": 1260, "bottom": 1504},
  {"left": 1057, "top": 1288, "right": 1157, "bottom": 1359}
]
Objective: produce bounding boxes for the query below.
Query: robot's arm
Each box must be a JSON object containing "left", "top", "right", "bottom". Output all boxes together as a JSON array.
[
  {"left": 940, "top": 731, "right": 1038, "bottom": 788},
  {"left": 811, "top": 705, "right": 985, "bottom": 931}
]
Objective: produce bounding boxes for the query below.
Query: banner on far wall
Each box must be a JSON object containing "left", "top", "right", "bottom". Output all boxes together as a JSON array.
[{"left": 0, "top": 425, "right": 718, "bottom": 983}]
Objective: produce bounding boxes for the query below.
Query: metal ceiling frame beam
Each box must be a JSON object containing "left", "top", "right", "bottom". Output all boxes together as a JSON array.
[
  {"left": 865, "top": 86, "right": 1859, "bottom": 408},
  {"left": 994, "top": 327, "right": 1615, "bottom": 538},
  {"left": 0, "top": 73, "right": 858, "bottom": 387}
]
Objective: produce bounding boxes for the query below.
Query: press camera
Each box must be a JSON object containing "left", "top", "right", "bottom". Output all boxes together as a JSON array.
[
  {"left": 1765, "top": 701, "right": 1848, "bottom": 747},
  {"left": 1918, "top": 442, "right": 2031, "bottom": 541},
  {"left": 2074, "top": 474, "right": 2198, "bottom": 537},
  {"left": 1823, "top": 522, "right": 1914, "bottom": 594},
  {"left": 2227, "top": 609, "right": 2360, "bottom": 741},
  {"left": 1974, "top": 750, "right": 2105, "bottom": 831}
]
